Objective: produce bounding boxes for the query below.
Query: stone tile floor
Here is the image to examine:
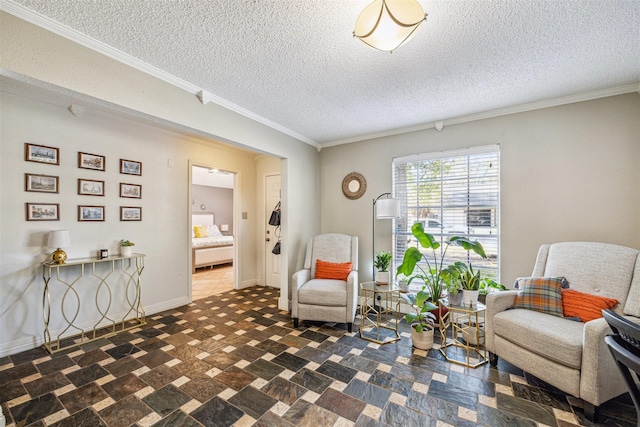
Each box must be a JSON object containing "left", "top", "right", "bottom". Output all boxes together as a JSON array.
[{"left": 1, "top": 286, "right": 636, "bottom": 426}]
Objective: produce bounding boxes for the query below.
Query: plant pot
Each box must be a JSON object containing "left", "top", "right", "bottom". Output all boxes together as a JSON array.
[
  {"left": 398, "top": 280, "right": 409, "bottom": 293},
  {"left": 462, "top": 289, "right": 479, "bottom": 307},
  {"left": 375, "top": 271, "right": 389, "bottom": 285},
  {"left": 447, "top": 291, "right": 463, "bottom": 306},
  {"left": 120, "top": 246, "right": 133, "bottom": 257},
  {"left": 478, "top": 293, "right": 487, "bottom": 304},
  {"left": 410, "top": 323, "right": 434, "bottom": 350},
  {"left": 429, "top": 305, "right": 448, "bottom": 323},
  {"left": 461, "top": 323, "right": 485, "bottom": 345}
]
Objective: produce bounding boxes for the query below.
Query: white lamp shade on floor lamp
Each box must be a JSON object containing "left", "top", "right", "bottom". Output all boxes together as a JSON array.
[
  {"left": 47, "top": 230, "right": 70, "bottom": 264},
  {"left": 376, "top": 198, "right": 400, "bottom": 219},
  {"left": 372, "top": 194, "right": 400, "bottom": 281}
]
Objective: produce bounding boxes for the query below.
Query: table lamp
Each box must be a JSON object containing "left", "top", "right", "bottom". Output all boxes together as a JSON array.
[
  {"left": 220, "top": 224, "right": 229, "bottom": 233},
  {"left": 47, "top": 230, "right": 71, "bottom": 264}
]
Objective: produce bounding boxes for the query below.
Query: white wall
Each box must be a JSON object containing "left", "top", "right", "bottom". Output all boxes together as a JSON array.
[
  {"left": 0, "top": 91, "right": 266, "bottom": 355},
  {"left": 0, "top": 13, "right": 321, "bottom": 356},
  {"left": 320, "top": 94, "right": 640, "bottom": 286}
]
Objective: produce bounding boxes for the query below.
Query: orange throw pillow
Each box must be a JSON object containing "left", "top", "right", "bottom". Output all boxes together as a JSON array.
[
  {"left": 561, "top": 289, "right": 618, "bottom": 322},
  {"left": 315, "top": 259, "right": 352, "bottom": 281}
]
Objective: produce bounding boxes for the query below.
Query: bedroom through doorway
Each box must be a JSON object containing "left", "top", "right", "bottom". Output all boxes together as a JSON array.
[{"left": 191, "top": 164, "right": 236, "bottom": 299}]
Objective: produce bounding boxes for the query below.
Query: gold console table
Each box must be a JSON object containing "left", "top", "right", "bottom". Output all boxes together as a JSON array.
[{"left": 42, "top": 254, "right": 146, "bottom": 354}]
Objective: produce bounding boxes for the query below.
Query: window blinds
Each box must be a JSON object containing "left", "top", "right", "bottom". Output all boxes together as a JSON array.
[{"left": 392, "top": 145, "right": 500, "bottom": 280}]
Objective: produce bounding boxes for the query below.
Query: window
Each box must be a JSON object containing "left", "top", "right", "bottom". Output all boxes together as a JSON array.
[{"left": 392, "top": 145, "right": 500, "bottom": 282}]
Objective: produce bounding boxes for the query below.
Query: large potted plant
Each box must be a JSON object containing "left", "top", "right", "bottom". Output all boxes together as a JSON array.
[
  {"left": 373, "top": 250, "right": 392, "bottom": 284},
  {"left": 400, "top": 290, "right": 438, "bottom": 350},
  {"left": 396, "top": 223, "right": 486, "bottom": 303},
  {"left": 397, "top": 222, "right": 487, "bottom": 348}
]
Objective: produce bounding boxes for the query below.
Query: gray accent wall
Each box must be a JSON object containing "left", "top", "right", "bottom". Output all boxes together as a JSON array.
[{"left": 192, "top": 184, "right": 233, "bottom": 234}]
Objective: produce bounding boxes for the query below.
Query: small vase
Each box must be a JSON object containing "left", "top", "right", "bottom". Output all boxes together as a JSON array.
[{"left": 120, "top": 246, "right": 133, "bottom": 257}]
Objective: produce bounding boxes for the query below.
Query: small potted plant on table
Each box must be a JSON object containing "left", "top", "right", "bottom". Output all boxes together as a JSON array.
[
  {"left": 478, "top": 277, "right": 507, "bottom": 304},
  {"left": 374, "top": 250, "right": 392, "bottom": 284},
  {"left": 119, "top": 239, "right": 135, "bottom": 257},
  {"left": 443, "top": 277, "right": 463, "bottom": 306},
  {"left": 445, "top": 262, "right": 482, "bottom": 307}
]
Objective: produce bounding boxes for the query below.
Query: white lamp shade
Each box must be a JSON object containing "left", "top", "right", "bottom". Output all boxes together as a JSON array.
[
  {"left": 376, "top": 198, "right": 400, "bottom": 219},
  {"left": 47, "top": 230, "right": 71, "bottom": 248},
  {"left": 354, "top": 0, "right": 426, "bottom": 52},
  {"left": 220, "top": 224, "right": 229, "bottom": 232}
]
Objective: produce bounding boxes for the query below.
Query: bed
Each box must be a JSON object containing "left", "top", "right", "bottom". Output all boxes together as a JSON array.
[{"left": 192, "top": 213, "right": 234, "bottom": 273}]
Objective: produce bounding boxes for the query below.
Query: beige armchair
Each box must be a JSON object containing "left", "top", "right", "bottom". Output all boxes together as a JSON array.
[
  {"left": 292, "top": 234, "right": 358, "bottom": 332},
  {"left": 485, "top": 242, "right": 640, "bottom": 421}
]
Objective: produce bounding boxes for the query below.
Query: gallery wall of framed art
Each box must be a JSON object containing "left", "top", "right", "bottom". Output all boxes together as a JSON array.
[{"left": 23, "top": 143, "right": 142, "bottom": 222}]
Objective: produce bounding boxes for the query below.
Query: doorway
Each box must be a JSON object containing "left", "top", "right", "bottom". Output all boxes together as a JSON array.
[
  {"left": 191, "top": 164, "right": 237, "bottom": 299},
  {"left": 265, "top": 174, "right": 281, "bottom": 288}
]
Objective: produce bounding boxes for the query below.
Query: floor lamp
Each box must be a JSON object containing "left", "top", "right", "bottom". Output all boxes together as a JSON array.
[{"left": 372, "top": 193, "right": 400, "bottom": 280}]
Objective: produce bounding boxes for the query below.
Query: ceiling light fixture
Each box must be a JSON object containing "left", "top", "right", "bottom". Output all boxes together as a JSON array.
[{"left": 354, "top": 0, "right": 427, "bottom": 53}]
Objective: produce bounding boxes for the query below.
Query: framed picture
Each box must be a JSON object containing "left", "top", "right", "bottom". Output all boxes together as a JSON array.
[
  {"left": 25, "top": 143, "right": 59, "bottom": 165},
  {"left": 26, "top": 203, "right": 59, "bottom": 221},
  {"left": 78, "top": 179, "right": 105, "bottom": 196},
  {"left": 120, "top": 159, "right": 142, "bottom": 176},
  {"left": 78, "top": 205, "right": 105, "bottom": 221},
  {"left": 119, "top": 183, "right": 141, "bottom": 199},
  {"left": 120, "top": 206, "right": 142, "bottom": 221},
  {"left": 78, "top": 152, "right": 106, "bottom": 171},
  {"left": 25, "top": 173, "right": 59, "bottom": 193}
]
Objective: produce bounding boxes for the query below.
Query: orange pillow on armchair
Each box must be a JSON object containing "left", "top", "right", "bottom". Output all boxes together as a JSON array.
[
  {"left": 315, "top": 259, "right": 352, "bottom": 281},
  {"left": 561, "top": 289, "right": 618, "bottom": 322}
]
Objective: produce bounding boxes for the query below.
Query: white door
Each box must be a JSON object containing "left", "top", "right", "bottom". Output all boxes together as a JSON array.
[{"left": 265, "top": 174, "right": 281, "bottom": 288}]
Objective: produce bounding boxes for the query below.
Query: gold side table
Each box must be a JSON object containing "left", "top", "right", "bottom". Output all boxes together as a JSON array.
[
  {"left": 439, "top": 301, "right": 487, "bottom": 368},
  {"left": 359, "top": 281, "right": 400, "bottom": 344}
]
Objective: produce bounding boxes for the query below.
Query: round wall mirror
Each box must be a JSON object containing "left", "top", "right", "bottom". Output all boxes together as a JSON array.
[{"left": 342, "top": 172, "right": 367, "bottom": 200}]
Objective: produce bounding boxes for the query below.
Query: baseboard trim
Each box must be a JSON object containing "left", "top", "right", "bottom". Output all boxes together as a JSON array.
[
  {"left": 239, "top": 279, "right": 258, "bottom": 289},
  {"left": 145, "top": 296, "right": 191, "bottom": 316},
  {"left": 279, "top": 297, "right": 290, "bottom": 312}
]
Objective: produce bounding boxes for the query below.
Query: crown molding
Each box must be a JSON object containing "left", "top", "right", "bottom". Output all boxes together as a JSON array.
[
  {"left": 0, "top": 0, "right": 318, "bottom": 148},
  {"left": 0, "top": 69, "right": 261, "bottom": 158},
  {"left": 320, "top": 82, "right": 640, "bottom": 148}
]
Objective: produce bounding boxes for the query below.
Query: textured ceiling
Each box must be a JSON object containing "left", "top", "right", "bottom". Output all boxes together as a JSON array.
[{"left": 4, "top": 0, "right": 640, "bottom": 147}]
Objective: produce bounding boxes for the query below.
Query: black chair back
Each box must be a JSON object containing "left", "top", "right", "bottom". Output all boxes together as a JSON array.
[{"left": 603, "top": 309, "right": 640, "bottom": 427}]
